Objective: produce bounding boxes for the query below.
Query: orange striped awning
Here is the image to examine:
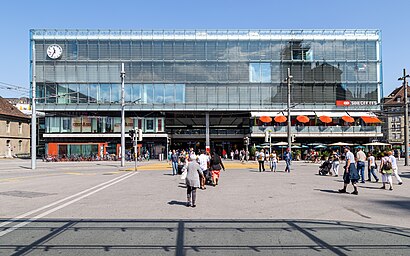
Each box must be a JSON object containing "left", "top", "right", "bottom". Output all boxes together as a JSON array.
[
  {"left": 319, "top": 115, "right": 332, "bottom": 123},
  {"left": 274, "top": 115, "right": 287, "bottom": 123},
  {"left": 361, "top": 116, "right": 382, "bottom": 124},
  {"left": 342, "top": 115, "right": 355, "bottom": 123},
  {"left": 296, "top": 115, "right": 310, "bottom": 123}
]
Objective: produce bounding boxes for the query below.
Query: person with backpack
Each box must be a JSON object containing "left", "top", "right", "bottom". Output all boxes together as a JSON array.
[
  {"left": 210, "top": 151, "right": 225, "bottom": 186},
  {"left": 380, "top": 152, "right": 393, "bottom": 190}
]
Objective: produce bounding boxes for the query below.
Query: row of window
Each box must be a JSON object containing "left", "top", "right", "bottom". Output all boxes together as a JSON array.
[
  {"left": 46, "top": 116, "right": 164, "bottom": 133},
  {"left": 36, "top": 82, "right": 379, "bottom": 105},
  {"left": 5, "top": 121, "right": 23, "bottom": 134},
  {"left": 37, "top": 84, "right": 185, "bottom": 104},
  {"left": 6, "top": 140, "right": 24, "bottom": 152},
  {"left": 35, "top": 61, "right": 378, "bottom": 84},
  {"left": 35, "top": 40, "right": 378, "bottom": 62}
]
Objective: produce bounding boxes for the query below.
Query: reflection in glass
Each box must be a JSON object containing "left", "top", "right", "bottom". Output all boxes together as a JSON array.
[
  {"left": 143, "top": 84, "right": 153, "bottom": 103},
  {"left": 154, "top": 84, "right": 164, "bottom": 103},
  {"left": 111, "top": 84, "right": 120, "bottom": 103},
  {"left": 175, "top": 84, "right": 185, "bottom": 103},
  {"left": 164, "top": 84, "right": 174, "bottom": 103},
  {"left": 78, "top": 84, "right": 88, "bottom": 103},
  {"left": 69, "top": 84, "right": 78, "bottom": 103},
  {"left": 132, "top": 84, "right": 141, "bottom": 102},
  {"left": 89, "top": 84, "right": 98, "bottom": 103},
  {"left": 100, "top": 84, "right": 111, "bottom": 103}
]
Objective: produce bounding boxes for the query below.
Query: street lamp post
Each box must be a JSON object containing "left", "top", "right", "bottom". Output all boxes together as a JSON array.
[
  {"left": 120, "top": 63, "right": 126, "bottom": 167},
  {"left": 286, "top": 68, "right": 293, "bottom": 150},
  {"left": 398, "top": 68, "right": 410, "bottom": 166},
  {"left": 31, "top": 41, "right": 37, "bottom": 170}
]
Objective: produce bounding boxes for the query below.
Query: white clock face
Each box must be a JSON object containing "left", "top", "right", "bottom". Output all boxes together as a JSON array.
[{"left": 47, "top": 44, "right": 62, "bottom": 59}]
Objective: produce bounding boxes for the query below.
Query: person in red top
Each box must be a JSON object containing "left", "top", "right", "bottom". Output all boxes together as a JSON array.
[{"left": 222, "top": 149, "right": 227, "bottom": 159}]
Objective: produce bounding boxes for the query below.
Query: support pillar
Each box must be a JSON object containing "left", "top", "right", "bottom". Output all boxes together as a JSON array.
[{"left": 206, "top": 112, "right": 210, "bottom": 153}]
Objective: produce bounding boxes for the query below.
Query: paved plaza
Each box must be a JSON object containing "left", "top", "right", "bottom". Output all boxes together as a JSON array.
[{"left": 0, "top": 159, "right": 409, "bottom": 255}]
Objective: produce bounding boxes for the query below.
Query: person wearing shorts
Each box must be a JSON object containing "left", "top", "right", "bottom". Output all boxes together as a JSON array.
[
  {"left": 339, "top": 146, "right": 360, "bottom": 195},
  {"left": 210, "top": 151, "right": 225, "bottom": 186}
]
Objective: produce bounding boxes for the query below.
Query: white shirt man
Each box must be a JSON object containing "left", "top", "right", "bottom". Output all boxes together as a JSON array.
[
  {"left": 198, "top": 152, "right": 209, "bottom": 171},
  {"left": 388, "top": 151, "right": 403, "bottom": 185}
]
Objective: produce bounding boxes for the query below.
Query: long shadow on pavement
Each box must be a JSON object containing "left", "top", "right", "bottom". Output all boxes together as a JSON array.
[{"left": 1, "top": 219, "right": 410, "bottom": 256}]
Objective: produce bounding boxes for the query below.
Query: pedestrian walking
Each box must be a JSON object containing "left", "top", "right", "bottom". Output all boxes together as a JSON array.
[
  {"left": 356, "top": 148, "right": 367, "bottom": 183},
  {"left": 284, "top": 148, "right": 292, "bottom": 172},
  {"left": 367, "top": 152, "right": 379, "bottom": 182},
  {"left": 339, "top": 146, "right": 359, "bottom": 195},
  {"left": 388, "top": 151, "right": 403, "bottom": 185},
  {"left": 198, "top": 150, "right": 210, "bottom": 190},
  {"left": 269, "top": 151, "right": 278, "bottom": 172},
  {"left": 185, "top": 154, "right": 203, "bottom": 207},
  {"left": 210, "top": 151, "right": 225, "bottom": 186},
  {"left": 258, "top": 149, "right": 266, "bottom": 172},
  {"left": 380, "top": 152, "right": 393, "bottom": 190},
  {"left": 332, "top": 151, "right": 340, "bottom": 177},
  {"left": 171, "top": 150, "right": 179, "bottom": 176}
]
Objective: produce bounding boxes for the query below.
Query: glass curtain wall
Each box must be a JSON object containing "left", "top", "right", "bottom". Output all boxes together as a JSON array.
[{"left": 34, "top": 30, "right": 381, "bottom": 109}]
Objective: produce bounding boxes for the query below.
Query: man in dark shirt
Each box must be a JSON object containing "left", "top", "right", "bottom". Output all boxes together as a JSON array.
[
  {"left": 284, "top": 148, "right": 292, "bottom": 172},
  {"left": 171, "top": 150, "right": 179, "bottom": 176}
]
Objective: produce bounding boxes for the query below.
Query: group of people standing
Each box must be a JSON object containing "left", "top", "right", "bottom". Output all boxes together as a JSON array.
[
  {"left": 255, "top": 148, "right": 292, "bottom": 173},
  {"left": 339, "top": 147, "right": 403, "bottom": 195},
  {"left": 171, "top": 149, "right": 225, "bottom": 208}
]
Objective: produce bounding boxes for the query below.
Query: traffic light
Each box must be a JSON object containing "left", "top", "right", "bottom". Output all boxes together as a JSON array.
[
  {"left": 291, "top": 134, "right": 296, "bottom": 143},
  {"left": 243, "top": 136, "right": 249, "bottom": 145},
  {"left": 128, "top": 129, "right": 135, "bottom": 140},
  {"left": 167, "top": 137, "right": 171, "bottom": 145}
]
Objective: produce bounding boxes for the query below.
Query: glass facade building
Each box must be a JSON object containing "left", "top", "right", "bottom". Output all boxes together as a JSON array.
[{"left": 30, "top": 29, "right": 383, "bottom": 158}]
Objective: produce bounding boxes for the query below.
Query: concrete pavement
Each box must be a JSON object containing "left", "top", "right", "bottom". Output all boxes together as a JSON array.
[{"left": 0, "top": 159, "right": 409, "bottom": 255}]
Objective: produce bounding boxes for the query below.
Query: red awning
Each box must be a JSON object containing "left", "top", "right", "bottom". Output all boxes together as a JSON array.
[
  {"left": 259, "top": 116, "right": 272, "bottom": 123},
  {"left": 361, "top": 116, "right": 382, "bottom": 124},
  {"left": 342, "top": 115, "right": 355, "bottom": 123},
  {"left": 296, "top": 115, "right": 310, "bottom": 123},
  {"left": 319, "top": 116, "right": 332, "bottom": 123},
  {"left": 274, "top": 115, "right": 287, "bottom": 123}
]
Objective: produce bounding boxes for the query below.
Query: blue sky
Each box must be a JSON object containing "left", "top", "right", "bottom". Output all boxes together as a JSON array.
[{"left": 0, "top": 0, "right": 408, "bottom": 98}]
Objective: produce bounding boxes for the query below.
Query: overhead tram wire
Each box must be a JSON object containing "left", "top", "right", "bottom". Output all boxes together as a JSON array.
[{"left": 0, "top": 81, "right": 30, "bottom": 96}]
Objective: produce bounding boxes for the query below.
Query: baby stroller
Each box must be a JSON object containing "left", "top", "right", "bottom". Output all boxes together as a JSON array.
[
  {"left": 203, "top": 168, "right": 213, "bottom": 185},
  {"left": 318, "top": 159, "right": 332, "bottom": 176}
]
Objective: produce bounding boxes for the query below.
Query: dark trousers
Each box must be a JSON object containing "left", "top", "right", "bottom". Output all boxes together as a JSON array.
[
  {"left": 258, "top": 161, "right": 265, "bottom": 172},
  {"left": 285, "top": 160, "right": 291, "bottom": 172},
  {"left": 187, "top": 186, "right": 197, "bottom": 205}
]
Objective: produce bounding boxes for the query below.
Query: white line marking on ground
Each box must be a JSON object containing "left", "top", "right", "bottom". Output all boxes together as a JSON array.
[{"left": 0, "top": 172, "right": 135, "bottom": 230}]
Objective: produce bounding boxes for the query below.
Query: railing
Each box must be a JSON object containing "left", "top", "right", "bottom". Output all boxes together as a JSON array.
[{"left": 252, "top": 126, "right": 382, "bottom": 136}]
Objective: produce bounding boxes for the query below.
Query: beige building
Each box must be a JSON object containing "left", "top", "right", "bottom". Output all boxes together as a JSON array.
[
  {"left": 382, "top": 85, "right": 410, "bottom": 147},
  {"left": 0, "top": 97, "right": 30, "bottom": 158}
]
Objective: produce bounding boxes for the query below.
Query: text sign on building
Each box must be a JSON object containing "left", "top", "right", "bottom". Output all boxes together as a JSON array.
[
  {"left": 336, "top": 100, "right": 378, "bottom": 107},
  {"left": 336, "top": 100, "right": 351, "bottom": 107}
]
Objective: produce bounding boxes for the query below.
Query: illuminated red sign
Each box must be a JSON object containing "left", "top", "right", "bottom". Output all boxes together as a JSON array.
[{"left": 336, "top": 100, "right": 351, "bottom": 107}]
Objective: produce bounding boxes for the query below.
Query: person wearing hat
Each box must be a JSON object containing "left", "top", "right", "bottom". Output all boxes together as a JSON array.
[
  {"left": 339, "top": 146, "right": 360, "bottom": 195},
  {"left": 185, "top": 154, "right": 203, "bottom": 207}
]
